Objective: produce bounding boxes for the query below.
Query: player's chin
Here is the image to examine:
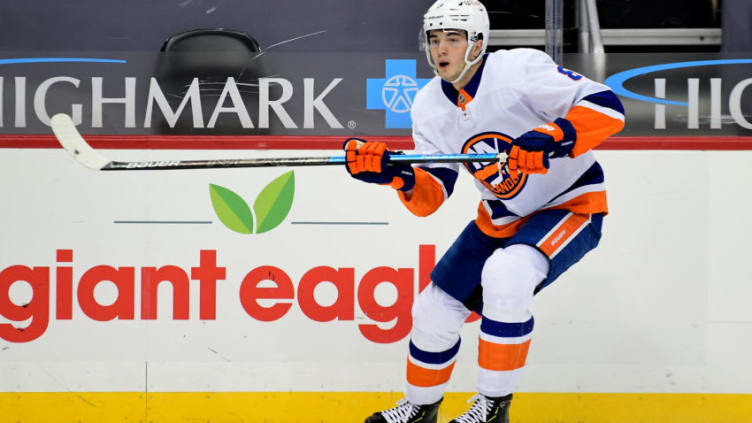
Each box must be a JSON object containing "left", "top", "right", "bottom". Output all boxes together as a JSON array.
[
  {"left": 437, "top": 65, "right": 454, "bottom": 80},
  {"left": 441, "top": 71, "right": 459, "bottom": 82}
]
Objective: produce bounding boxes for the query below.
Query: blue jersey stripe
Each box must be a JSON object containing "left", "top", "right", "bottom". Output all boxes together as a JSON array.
[
  {"left": 541, "top": 161, "right": 605, "bottom": 209},
  {"left": 485, "top": 198, "right": 518, "bottom": 220},
  {"left": 582, "top": 90, "right": 625, "bottom": 115},
  {"left": 564, "top": 161, "right": 604, "bottom": 191},
  {"left": 409, "top": 338, "right": 461, "bottom": 365},
  {"left": 480, "top": 316, "right": 535, "bottom": 338},
  {"left": 482, "top": 162, "right": 604, "bottom": 222}
]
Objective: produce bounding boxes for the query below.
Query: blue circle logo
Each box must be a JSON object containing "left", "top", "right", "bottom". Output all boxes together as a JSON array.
[{"left": 381, "top": 74, "right": 419, "bottom": 113}]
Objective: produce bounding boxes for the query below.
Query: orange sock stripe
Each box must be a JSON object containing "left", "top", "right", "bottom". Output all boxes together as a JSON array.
[
  {"left": 406, "top": 359, "right": 456, "bottom": 387},
  {"left": 478, "top": 338, "right": 531, "bottom": 371}
]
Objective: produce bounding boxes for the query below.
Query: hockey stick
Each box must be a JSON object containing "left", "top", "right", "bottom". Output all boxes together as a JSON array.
[{"left": 50, "top": 113, "right": 506, "bottom": 171}]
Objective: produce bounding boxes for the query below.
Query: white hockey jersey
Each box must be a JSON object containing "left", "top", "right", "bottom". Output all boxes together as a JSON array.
[{"left": 398, "top": 48, "right": 625, "bottom": 238}]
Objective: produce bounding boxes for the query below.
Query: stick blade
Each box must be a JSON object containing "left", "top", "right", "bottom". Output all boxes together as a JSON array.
[{"left": 50, "top": 113, "right": 110, "bottom": 170}]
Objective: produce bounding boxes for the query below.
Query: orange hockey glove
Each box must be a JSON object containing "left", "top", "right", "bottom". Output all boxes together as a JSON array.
[
  {"left": 507, "top": 118, "right": 576, "bottom": 175},
  {"left": 344, "top": 138, "right": 415, "bottom": 191}
]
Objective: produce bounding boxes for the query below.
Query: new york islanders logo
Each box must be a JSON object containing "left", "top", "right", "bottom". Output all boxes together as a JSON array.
[{"left": 462, "top": 132, "right": 527, "bottom": 199}]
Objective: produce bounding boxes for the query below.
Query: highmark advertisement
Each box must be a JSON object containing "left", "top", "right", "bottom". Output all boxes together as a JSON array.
[{"left": 2, "top": 53, "right": 752, "bottom": 138}]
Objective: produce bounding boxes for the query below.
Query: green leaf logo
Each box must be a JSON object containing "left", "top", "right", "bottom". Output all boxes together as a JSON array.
[
  {"left": 254, "top": 170, "right": 295, "bottom": 234},
  {"left": 209, "top": 171, "right": 295, "bottom": 235},
  {"left": 209, "top": 184, "right": 254, "bottom": 234}
]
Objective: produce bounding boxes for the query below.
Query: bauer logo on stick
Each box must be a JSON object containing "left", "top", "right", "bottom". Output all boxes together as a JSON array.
[{"left": 126, "top": 161, "right": 180, "bottom": 169}]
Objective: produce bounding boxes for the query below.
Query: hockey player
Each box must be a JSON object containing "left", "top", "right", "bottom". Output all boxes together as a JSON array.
[{"left": 344, "top": 1, "right": 625, "bottom": 422}]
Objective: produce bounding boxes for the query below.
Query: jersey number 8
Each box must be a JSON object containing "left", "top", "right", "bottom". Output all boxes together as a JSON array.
[{"left": 557, "top": 65, "right": 583, "bottom": 81}]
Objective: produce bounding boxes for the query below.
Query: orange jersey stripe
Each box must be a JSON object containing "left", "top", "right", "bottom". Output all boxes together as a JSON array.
[
  {"left": 476, "top": 192, "right": 606, "bottom": 240},
  {"left": 565, "top": 105, "right": 625, "bottom": 157},
  {"left": 406, "top": 359, "right": 456, "bottom": 387},
  {"left": 475, "top": 202, "right": 531, "bottom": 238},
  {"left": 398, "top": 167, "right": 445, "bottom": 217},
  {"left": 478, "top": 338, "right": 531, "bottom": 371},
  {"left": 545, "top": 190, "right": 609, "bottom": 215},
  {"left": 537, "top": 213, "right": 590, "bottom": 257}
]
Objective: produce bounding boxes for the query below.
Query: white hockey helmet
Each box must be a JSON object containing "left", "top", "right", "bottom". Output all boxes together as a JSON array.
[{"left": 422, "top": 0, "right": 490, "bottom": 83}]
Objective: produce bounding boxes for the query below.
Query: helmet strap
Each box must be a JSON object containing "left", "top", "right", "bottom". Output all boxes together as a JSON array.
[{"left": 448, "top": 40, "right": 483, "bottom": 84}]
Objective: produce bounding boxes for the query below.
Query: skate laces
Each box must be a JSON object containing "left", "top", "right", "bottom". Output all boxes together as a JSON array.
[
  {"left": 454, "top": 394, "right": 493, "bottom": 423},
  {"left": 381, "top": 398, "right": 420, "bottom": 423}
]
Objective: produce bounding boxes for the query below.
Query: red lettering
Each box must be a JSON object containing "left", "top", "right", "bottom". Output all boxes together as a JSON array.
[
  {"left": 239, "top": 266, "right": 294, "bottom": 322},
  {"left": 141, "top": 266, "right": 190, "bottom": 320},
  {"left": 55, "top": 249, "right": 73, "bottom": 320},
  {"left": 77, "top": 266, "right": 135, "bottom": 321},
  {"left": 298, "top": 266, "right": 355, "bottom": 321},
  {"left": 191, "top": 250, "right": 225, "bottom": 320},
  {"left": 0, "top": 265, "right": 50, "bottom": 343},
  {"left": 2, "top": 244, "right": 445, "bottom": 344},
  {"left": 357, "top": 267, "right": 414, "bottom": 344}
]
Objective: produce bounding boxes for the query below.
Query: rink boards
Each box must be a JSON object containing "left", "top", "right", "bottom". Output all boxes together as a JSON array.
[{"left": 1, "top": 146, "right": 752, "bottom": 422}]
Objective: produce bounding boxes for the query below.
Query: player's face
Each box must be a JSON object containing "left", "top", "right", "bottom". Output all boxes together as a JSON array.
[{"left": 428, "top": 29, "right": 469, "bottom": 82}]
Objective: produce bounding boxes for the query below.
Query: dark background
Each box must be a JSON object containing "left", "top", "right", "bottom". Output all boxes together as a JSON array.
[
  {"left": 0, "top": 0, "right": 432, "bottom": 52},
  {"left": 0, "top": 1, "right": 731, "bottom": 53}
]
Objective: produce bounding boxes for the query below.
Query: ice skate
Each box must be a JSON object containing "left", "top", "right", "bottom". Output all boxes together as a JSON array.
[
  {"left": 449, "top": 394, "right": 512, "bottom": 423},
  {"left": 364, "top": 397, "right": 442, "bottom": 423}
]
